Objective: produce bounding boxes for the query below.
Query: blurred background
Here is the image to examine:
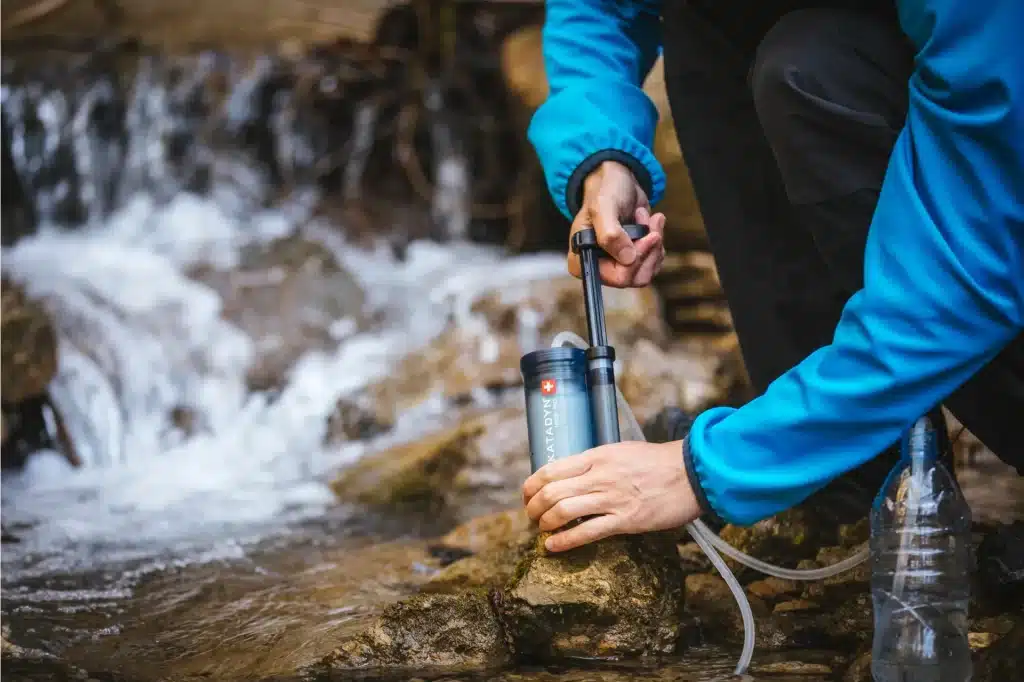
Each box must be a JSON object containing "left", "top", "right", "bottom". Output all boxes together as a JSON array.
[{"left": 1, "top": 2, "right": 1018, "bottom": 681}]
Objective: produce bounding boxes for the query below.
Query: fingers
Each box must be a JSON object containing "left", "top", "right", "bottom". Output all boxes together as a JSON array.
[
  {"left": 522, "top": 452, "right": 594, "bottom": 504},
  {"left": 596, "top": 226, "right": 664, "bottom": 288},
  {"left": 525, "top": 472, "right": 601, "bottom": 522},
  {"left": 537, "top": 492, "right": 610, "bottom": 531},
  {"left": 545, "top": 514, "right": 621, "bottom": 553},
  {"left": 592, "top": 196, "right": 637, "bottom": 265}
]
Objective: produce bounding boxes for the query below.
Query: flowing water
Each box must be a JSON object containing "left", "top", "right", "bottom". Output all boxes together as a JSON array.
[{"left": 0, "top": 46, "right": 769, "bottom": 682}]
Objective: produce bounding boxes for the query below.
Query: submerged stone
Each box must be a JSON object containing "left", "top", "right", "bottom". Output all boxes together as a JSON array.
[{"left": 493, "top": 533, "right": 689, "bottom": 660}]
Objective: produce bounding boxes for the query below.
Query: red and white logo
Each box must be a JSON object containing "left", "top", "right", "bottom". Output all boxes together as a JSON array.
[{"left": 540, "top": 378, "right": 557, "bottom": 396}]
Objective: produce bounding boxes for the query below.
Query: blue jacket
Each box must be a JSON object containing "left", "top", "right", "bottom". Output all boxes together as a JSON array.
[{"left": 530, "top": 0, "right": 1024, "bottom": 525}]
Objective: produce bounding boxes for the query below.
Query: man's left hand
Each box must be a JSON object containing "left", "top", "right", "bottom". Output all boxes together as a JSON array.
[{"left": 522, "top": 439, "right": 701, "bottom": 552}]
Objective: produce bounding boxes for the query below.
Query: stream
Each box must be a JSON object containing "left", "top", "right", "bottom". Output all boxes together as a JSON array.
[{"left": 0, "top": 40, "right": 759, "bottom": 682}]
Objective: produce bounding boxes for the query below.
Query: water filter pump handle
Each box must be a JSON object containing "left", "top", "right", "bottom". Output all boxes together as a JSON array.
[
  {"left": 570, "top": 224, "right": 649, "bottom": 349},
  {"left": 570, "top": 224, "right": 650, "bottom": 445},
  {"left": 570, "top": 224, "right": 650, "bottom": 258}
]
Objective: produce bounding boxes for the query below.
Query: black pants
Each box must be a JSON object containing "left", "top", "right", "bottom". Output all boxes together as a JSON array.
[{"left": 661, "top": 3, "right": 1024, "bottom": 521}]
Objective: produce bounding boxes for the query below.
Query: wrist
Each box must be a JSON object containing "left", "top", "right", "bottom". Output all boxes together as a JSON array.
[{"left": 565, "top": 149, "right": 649, "bottom": 216}]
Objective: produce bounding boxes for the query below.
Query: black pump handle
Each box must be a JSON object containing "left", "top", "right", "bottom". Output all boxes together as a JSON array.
[{"left": 570, "top": 224, "right": 650, "bottom": 258}]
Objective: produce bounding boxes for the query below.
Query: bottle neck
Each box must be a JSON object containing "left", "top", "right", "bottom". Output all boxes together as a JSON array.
[{"left": 901, "top": 416, "right": 939, "bottom": 464}]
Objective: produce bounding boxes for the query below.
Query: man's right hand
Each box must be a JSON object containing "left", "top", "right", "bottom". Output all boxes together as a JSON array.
[{"left": 569, "top": 160, "right": 666, "bottom": 288}]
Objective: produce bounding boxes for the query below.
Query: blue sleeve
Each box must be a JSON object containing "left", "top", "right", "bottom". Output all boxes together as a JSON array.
[
  {"left": 527, "top": 0, "right": 667, "bottom": 219},
  {"left": 682, "top": 0, "right": 1024, "bottom": 526}
]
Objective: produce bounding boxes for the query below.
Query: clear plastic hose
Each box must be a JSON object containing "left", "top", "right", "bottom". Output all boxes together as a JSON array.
[{"left": 550, "top": 331, "right": 869, "bottom": 675}]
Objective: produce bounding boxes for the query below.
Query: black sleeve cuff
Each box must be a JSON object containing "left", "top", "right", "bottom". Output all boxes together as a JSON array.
[
  {"left": 682, "top": 435, "right": 725, "bottom": 527},
  {"left": 564, "top": 148, "right": 655, "bottom": 216}
]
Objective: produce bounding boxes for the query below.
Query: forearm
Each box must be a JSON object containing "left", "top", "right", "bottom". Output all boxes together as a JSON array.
[
  {"left": 683, "top": 0, "right": 1024, "bottom": 526},
  {"left": 527, "top": 0, "right": 666, "bottom": 218}
]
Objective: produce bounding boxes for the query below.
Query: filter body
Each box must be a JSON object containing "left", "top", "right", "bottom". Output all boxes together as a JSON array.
[{"left": 520, "top": 347, "right": 596, "bottom": 473}]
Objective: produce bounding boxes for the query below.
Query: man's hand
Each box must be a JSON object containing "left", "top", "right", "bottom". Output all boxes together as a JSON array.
[
  {"left": 522, "top": 439, "right": 700, "bottom": 552},
  {"left": 569, "top": 161, "right": 667, "bottom": 288}
]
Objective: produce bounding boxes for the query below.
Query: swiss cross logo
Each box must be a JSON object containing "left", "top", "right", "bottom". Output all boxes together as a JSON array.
[{"left": 540, "top": 378, "right": 557, "bottom": 396}]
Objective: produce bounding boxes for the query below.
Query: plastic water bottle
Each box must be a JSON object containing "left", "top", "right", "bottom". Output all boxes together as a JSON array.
[{"left": 869, "top": 416, "right": 973, "bottom": 682}]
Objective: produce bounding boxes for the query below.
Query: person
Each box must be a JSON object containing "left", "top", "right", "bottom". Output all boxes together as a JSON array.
[{"left": 520, "top": 0, "right": 1024, "bottom": 555}]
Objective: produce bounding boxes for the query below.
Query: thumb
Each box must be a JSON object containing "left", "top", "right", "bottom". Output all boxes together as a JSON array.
[{"left": 592, "top": 197, "right": 637, "bottom": 266}]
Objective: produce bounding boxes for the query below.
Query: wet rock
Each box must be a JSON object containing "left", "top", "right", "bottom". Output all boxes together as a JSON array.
[
  {"left": 838, "top": 518, "right": 870, "bottom": 548},
  {"left": 316, "top": 592, "right": 510, "bottom": 675},
  {"left": 189, "top": 231, "right": 364, "bottom": 391},
  {"left": 331, "top": 419, "right": 485, "bottom": 515},
  {"left": 975, "top": 620, "right": 1024, "bottom": 682},
  {"left": 843, "top": 651, "right": 873, "bottom": 682},
  {"left": 772, "top": 592, "right": 873, "bottom": 651},
  {"left": 437, "top": 509, "right": 533, "bottom": 555},
  {"left": 1, "top": 276, "right": 58, "bottom": 403},
  {"left": 772, "top": 599, "right": 821, "bottom": 614},
  {"left": 618, "top": 339, "right": 724, "bottom": 425},
  {"left": 331, "top": 410, "right": 531, "bottom": 524},
  {"left": 747, "top": 577, "right": 802, "bottom": 604},
  {"left": 975, "top": 521, "right": 1024, "bottom": 604},
  {"left": 494, "top": 534, "right": 689, "bottom": 660},
  {"left": 798, "top": 545, "right": 871, "bottom": 603},
  {"left": 718, "top": 509, "right": 825, "bottom": 581},
  {"left": 325, "top": 394, "right": 393, "bottom": 443},
  {"left": 422, "top": 509, "right": 535, "bottom": 593},
  {"left": 684, "top": 573, "right": 767, "bottom": 628},
  {"left": 366, "top": 327, "right": 523, "bottom": 419},
  {"left": 677, "top": 541, "right": 713, "bottom": 574},
  {"left": 751, "top": 660, "right": 833, "bottom": 676}
]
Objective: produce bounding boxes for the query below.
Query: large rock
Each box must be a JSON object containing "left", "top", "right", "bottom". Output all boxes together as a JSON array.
[{"left": 493, "top": 533, "right": 690, "bottom": 660}]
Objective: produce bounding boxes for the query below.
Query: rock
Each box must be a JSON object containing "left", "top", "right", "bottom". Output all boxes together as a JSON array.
[
  {"left": 747, "top": 577, "right": 802, "bottom": 604},
  {"left": 1, "top": 276, "right": 58, "bottom": 404},
  {"left": 325, "top": 394, "right": 393, "bottom": 443},
  {"left": 975, "top": 620, "right": 1024, "bottom": 682},
  {"left": 493, "top": 534, "right": 689, "bottom": 660},
  {"left": 801, "top": 545, "right": 871, "bottom": 603},
  {"left": 367, "top": 328, "right": 523, "bottom": 421},
  {"left": 331, "top": 419, "right": 486, "bottom": 515},
  {"left": 330, "top": 410, "right": 531, "bottom": 524},
  {"left": 843, "top": 651, "right": 873, "bottom": 682},
  {"left": 773, "top": 599, "right": 822, "bottom": 614},
  {"left": 975, "top": 521, "right": 1024, "bottom": 605},
  {"left": 618, "top": 339, "right": 724, "bottom": 424},
  {"left": 316, "top": 592, "right": 510, "bottom": 675},
  {"left": 838, "top": 518, "right": 870, "bottom": 548},
  {"left": 718, "top": 509, "right": 825, "bottom": 581},
  {"left": 684, "top": 573, "right": 768, "bottom": 629},
  {"left": 437, "top": 509, "right": 533, "bottom": 555},
  {"left": 423, "top": 509, "right": 535, "bottom": 593},
  {"left": 751, "top": 660, "right": 833, "bottom": 676},
  {"left": 468, "top": 273, "right": 666, "bottom": 350},
  {"left": 772, "top": 592, "right": 873, "bottom": 651},
  {"left": 189, "top": 232, "right": 365, "bottom": 391},
  {"left": 677, "top": 542, "right": 713, "bottom": 574}
]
